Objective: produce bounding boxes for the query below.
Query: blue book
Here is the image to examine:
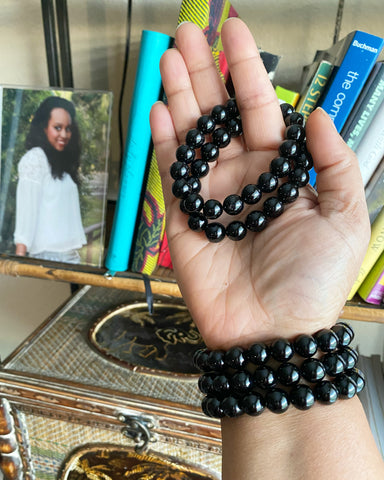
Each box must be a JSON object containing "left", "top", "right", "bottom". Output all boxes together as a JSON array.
[
  {"left": 105, "top": 30, "right": 172, "bottom": 275},
  {"left": 318, "top": 30, "right": 384, "bottom": 132}
]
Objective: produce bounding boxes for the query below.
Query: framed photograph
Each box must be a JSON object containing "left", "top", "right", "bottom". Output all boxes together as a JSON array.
[{"left": 0, "top": 86, "right": 112, "bottom": 267}]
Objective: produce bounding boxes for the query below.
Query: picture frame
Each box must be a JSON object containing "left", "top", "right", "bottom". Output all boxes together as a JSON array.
[{"left": 0, "top": 86, "right": 113, "bottom": 267}]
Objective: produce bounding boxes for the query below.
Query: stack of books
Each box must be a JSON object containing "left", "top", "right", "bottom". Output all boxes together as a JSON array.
[{"left": 277, "top": 31, "right": 384, "bottom": 305}]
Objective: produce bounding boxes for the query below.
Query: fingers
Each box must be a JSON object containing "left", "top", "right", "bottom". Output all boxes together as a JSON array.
[
  {"left": 306, "top": 107, "right": 369, "bottom": 226},
  {"left": 221, "top": 18, "right": 284, "bottom": 150}
]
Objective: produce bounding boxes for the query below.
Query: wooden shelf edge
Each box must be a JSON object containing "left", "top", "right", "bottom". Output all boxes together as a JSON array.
[
  {"left": 1, "top": 257, "right": 384, "bottom": 323},
  {"left": 0, "top": 258, "right": 182, "bottom": 298}
]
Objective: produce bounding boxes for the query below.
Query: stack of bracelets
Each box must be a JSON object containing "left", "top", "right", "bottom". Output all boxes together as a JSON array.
[
  {"left": 171, "top": 100, "right": 313, "bottom": 242},
  {"left": 193, "top": 322, "right": 366, "bottom": 418}
]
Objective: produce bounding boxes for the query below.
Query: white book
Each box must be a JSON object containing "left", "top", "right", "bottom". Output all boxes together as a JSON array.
[{"left": 355, "top": 100, "right": 384, "bottom": 187}]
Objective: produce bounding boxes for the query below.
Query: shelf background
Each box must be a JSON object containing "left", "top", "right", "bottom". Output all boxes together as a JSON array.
[{"left": 0, "top": 0, "right": 383, "bottom": 361}]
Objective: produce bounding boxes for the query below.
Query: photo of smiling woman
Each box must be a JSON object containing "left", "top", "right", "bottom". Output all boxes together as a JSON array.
[{"left": 14, "top": 96, "right": 86, "bottom": 264}]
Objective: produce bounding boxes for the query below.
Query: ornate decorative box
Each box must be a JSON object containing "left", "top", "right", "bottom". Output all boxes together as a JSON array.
[{"left": 0, "top": 285, "right": 221, "bottom": 480}]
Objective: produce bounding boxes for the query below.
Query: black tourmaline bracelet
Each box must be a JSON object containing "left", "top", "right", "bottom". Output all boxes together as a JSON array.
[
  {"left": 171, "top": 101, "right": 313, "bottom": 242},
  {"left": 193, "top": 322, "right": 366, "bottom": 418}
]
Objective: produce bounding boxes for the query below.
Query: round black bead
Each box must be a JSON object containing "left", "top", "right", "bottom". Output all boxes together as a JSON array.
[
  {"left": 290, "top": 384, "right": 315, "bottom": 410},
  {"left": 301, "top": 358, "right": 326, "bottom": 382},
  {"left": 338, "top": 346, "right": 357, "bottom": 370},
  {"left": 263, "top": 197, "right": 284, "bottom": 218},
  {"left": 226, "top": 98, "right": 239, "bottom": 118},
  {"left": 253, "top": 365, "right": 276, "bottom": 389},
  {"left": 276, "top": 362, "right": 300, "bottom": 386},
  {"left": 289, "top": 167, "right": 310, "bottom": 187},
  {"left": 197, "top": 114, "right": 216, "bottom": 134},
  {"left": 335, "top": 322, "right": 354, "bottom": 341},
  {"left": 334, "top": 373, "right": 357, "bottom": 399},
  {"left": 188, "top": 213, "right": 208, "bottom": 232},
  {"left": 201, "top": 142, "right": 219, "bottom": 162},
  {"left": 279, "top": 139, "right": 298, "bottom": 157},
  {"left": 186, "top": 128, "right": 205, "bottom": 148},
  {"left": 212, "top": 127, "right": 231, "bottom": 147},
  {"left": 270, "top": 156, "right": 291, "bottom": 178},
  {"left": 241, "top": 184, "right": 262, "bottom": 205},
  {"left": 294, "top": 152, "right": 313, "bottom": 170},
  {"left": 226, "top": 117, "right": 243, "bottom": 136},
  {"left": 331, "top": 323, "right": 354, "bottom": 347},
  {"left": 184, "top": 193, "right": 204, "bottom": 213},
  {"left": 313, "top": 381, "right": 339, "bottom": 404},
  {"left": 258, "top": 172, "right": 278, "bottom": 193},
  {"left": 270, "top": 339, "right": 294, "bottom": 362},
  {"left": 211, "top": 104, "right": 228, "bottom": 123},
  {"left": 193, "top": 349, "right": 210, "bottom": 371},
  {"left": 205, "top": 222, "right": 226, "bottom": 242},
  {"left": 314, "top": 329, "right": 339, "bottom": 352},
  {"left": 190, "top": 159, "right": 209, "bottom": 178},
  {"left": 176, "top": 144, "right": 195, "bottom": 163},
  {"left": 346, "top": 368, "right": 365, "bottom": 393},
  {"left": 265, "top": 388, "right": 290, "bottom": 413},
  {"left": 202, "top": 396, "right": 225, "bottom": 418},
  {"left": 293, "top": 334, "right": 318, "bottom": 358},
  {"left": 277, "top": 182, "right": 299, "bottom": 204},
  {"left": 212, "top": 374, "right": 231, "bottom": 396},
  {"left": 240, "top": 393, "right": 265, "bottom": 416},
  {"left": 186, "top": 176, "right": 201, "bottom": 193},
  {"left": 280, "top": 103, "right": 294, "bottom": 119},
  {"left": 285, "top": 124, "right": 305, "bottom": 142},
  {"left": 198, "top": 373, "right": 215, "bottom": 394},
  {"left": 230, "top": 371, "right": 253, "bottom": 395},
  {"left": 226, "top": 221, "right": 247, "bottom": 241},
  {"left": 206, "top": 350, "right": 225, "bottom": 371},
  {"left": 221, "top": 396, "right": 243, "bottom": 417},
  {"left": 322, "top": 352, "right": 347, "bottom": 376},
  {"left": 172, "top": 178, "right": 192, "bottom": 199},
  {"left": 285, "top": 112, "right": 305, "bottom": 126},
  {"left": 223, "top": 194, "right": 244, "bottom": 215},
  {"left": 170, "top": 161, "right": 189, "bottom": 180},
  {"left": 246, "top": 210, "right": 268, "bottom": 231},
  {"left": 245, "top": 342, "right": 270, "bottom": 365},
  {"left": 224, "top": 347, "right": 246, "bottom": 370},
  {"left": 203, "top": 199, "right": 223, "bottom": 219}
]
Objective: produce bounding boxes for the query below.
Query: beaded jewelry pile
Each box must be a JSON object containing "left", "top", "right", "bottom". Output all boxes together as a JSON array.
[
  {"left": 193, "top": 323, "right": 365, "bottom": 418},
  {"left": 171, "top": 101, "right": 313, "bottom": 242}
]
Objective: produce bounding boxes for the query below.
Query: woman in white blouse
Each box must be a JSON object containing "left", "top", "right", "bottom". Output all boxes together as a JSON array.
[{"left": 14, "top": 96, "right": 86, "bottom": 264}]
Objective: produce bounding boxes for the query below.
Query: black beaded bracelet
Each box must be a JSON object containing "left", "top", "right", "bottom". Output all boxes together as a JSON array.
[
  {"left": 194, "top": 322, "right": 366, "bottom": 418},
  {"left": 171, "top": 101, "right": 313, "bottom": 242}
]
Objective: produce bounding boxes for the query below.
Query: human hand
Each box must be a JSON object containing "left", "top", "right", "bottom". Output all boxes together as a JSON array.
[{"left": 150, "top": 18, "right": 370, "bottom": 349}]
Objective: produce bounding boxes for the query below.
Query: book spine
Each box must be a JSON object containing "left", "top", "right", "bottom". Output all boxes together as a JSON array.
[
  {"left": 355, "top": 100, "right": 384, "bottom": 186},
  {"left": 297, "top": 60, "right": 333, "bottom": 120},
  {"left": 348, "top": 206, "right": 384, "bottom": 300},
  {"left": 319, "top": 31, "right": 384, "bottom": 132},
  {"left": 358, "top": 251, "right": 384, "bottom": 304},
  {"left": 104, "top": 30, "right": 172, "bottom": 275},
  {"left": 344, "top": 65, "right": 384, "bottom": 151},
  {"left": 275, "top": 85, "right": 300, "bottom": 106}
]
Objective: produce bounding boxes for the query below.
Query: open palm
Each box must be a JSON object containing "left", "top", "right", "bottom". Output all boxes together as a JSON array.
[{"left": 150, "top": 19, "right": 369, "bottom": 350}]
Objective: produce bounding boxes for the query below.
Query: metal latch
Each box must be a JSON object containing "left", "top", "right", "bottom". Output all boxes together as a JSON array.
[{"left": 117, "top": 413, "right": 157, "bottom": 453}]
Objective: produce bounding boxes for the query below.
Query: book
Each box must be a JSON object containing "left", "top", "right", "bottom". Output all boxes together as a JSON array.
[
  {"left": 354, "top": 99, "right": 384, "bottom": 187},
  {"left": 318, "top": 30, "right": 384, "bottom": 132},
  {"left": 275, "top": 85, "right": 300, "bottom": 107},
  {"left": 341, "top": 61, "right": 384, "bottom": 151},
  {"left": 365, "top": 156, "right": 384, "bottom": 224},
  {"left": 358, "top": 251, "right": 384, "bottom": 304},
  {"left": 348, "top": 206, "right": 384, "bottom": 300},
  {"left": 296, "top": 59, "right": 333, "bottom": 121},
  {"left": 104, "top": 30, "right": 173, "bottom": 276},
  {"left": 0, "top": 85, "right": 112, "bottom": 267}
]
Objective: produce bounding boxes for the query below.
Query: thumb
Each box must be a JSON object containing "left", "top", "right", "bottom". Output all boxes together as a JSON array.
[{"left": 306, "top": 107, "right": 368, "bottom": 222}]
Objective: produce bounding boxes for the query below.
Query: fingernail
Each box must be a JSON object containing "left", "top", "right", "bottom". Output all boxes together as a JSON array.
[{"left": 176, "top": 21, "right": 192, "bottom": 30}]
